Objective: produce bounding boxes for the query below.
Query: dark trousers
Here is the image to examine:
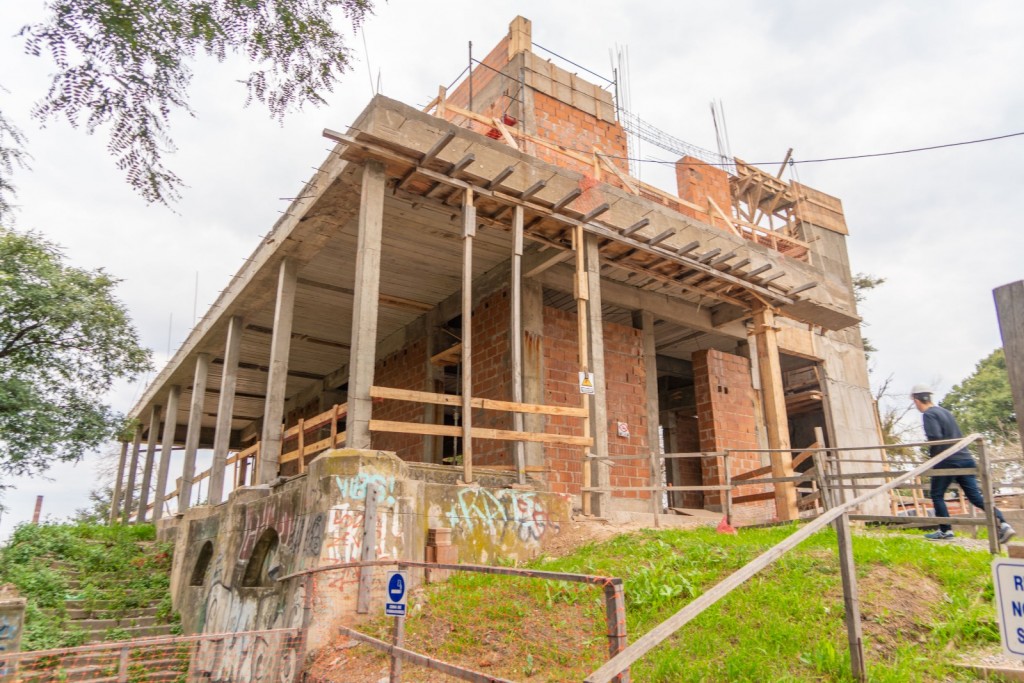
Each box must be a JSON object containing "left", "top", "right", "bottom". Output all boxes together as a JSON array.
[{"left": 930, "top": 458, "right": 1005, "bottom": 532}]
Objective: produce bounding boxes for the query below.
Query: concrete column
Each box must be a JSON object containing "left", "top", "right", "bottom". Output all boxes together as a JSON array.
[
  {"left": 108, "top": 440, "right": 129, "bottom": 524},
  {"left": 522, "top": 280, "right": 546, "bottom": 471},
  {"left": 179, "top": 353, "right": 210, "bottom": 512},
  {"left": 259, "top": 259, "right": 298, "bottom": 483},
  {"left": 121, "top": 425, "right": 143, "bottom": 524},
  {"left": 585, "top": 233, "right": 610, "bottom": 516},
  {"left": 137, "top": 404, "right": 161, "bottom": 523},
  {"left": 634, "top": 310, "right": 663, "bottom": 521},
  {"left": 510, "top": 205, "right": 526, "bottom": 484},
  {"left": 752, "top": 307, "right": 798, "bottom": 521},
  {"left": 209, "top": 316, "right": 243, "bottom": 504},
  {"left": 346, "top": 160, "right": 387, "bottom": 449},
  {"left": 153, "top": 385, "right": 181, "bottom": 521}
]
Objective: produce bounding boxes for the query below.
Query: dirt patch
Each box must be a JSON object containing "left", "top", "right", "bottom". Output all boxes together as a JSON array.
[
  {"left": 541, "top": 515, "right": 714, "bottom": 558},
  {"left": 849, "top": 563, "right": 945, "bottom": 656}
]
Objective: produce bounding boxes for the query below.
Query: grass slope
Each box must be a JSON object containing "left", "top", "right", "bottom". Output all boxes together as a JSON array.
[
  {"left": 316, "top": 526, "right": 998, "bottom": 682},
  {"left": 0, "top": 522, "right": 179, "bottom": 650}
]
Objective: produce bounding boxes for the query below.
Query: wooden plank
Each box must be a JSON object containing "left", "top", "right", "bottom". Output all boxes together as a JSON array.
[
  {"left": 731, "top": 491, "right": 777, "bottom": 505},
  {"left": 492, "top": 117, "right": 519, "bottom": 150},
  {"left": 835, "top": 511, "right": 866, "bottom": 680},
  {"left": 368, "top": 420, "right": 593, "bottom": 447},
  {"left": 347, "top": 160, "right": 387, "bottom": 449},
  {"left": 583, "top": 485, "right": 731, "bottom": 492},
  {"left": 370, "top": 385, "right": 588, "bottom": 417}
]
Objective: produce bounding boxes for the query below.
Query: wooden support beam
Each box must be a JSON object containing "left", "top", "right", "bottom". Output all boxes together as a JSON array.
[
  {"left": 121, "top": 426, "right": 143, "bottom": 524},
  {"left": 462, "top": 187, "right": 476, "bottom": 483},
  {"left": 449, "top": 153, "right": 475, "bottom": 176},
  {"left": 722, "top": 257, "right": 750, "bottom": 273},
  {"left": 421, "top": 130, "right": 456, "bottom": 165},
  {"left": 752, "top": 307, "right": 798, "bottom": 521},
  {"left": 746, "top": 263, "right": 772, "bottom": 278},
  {"left": 787, "top": 281, "right": 819, "bottom": 296},
  {"left": 757, "top": 270, "right": 787, "bottom": 285},
  {"left": 209, "top": 316, "right": 242, "bottom": 505},
  {"left": 347, "top": 159, "right": 388, "bottom": 449},
  {"left": 675, "top": 240, "right": 700, "bottom": 256},
  {"left": 710, "top": 249, "right": 739, "bottom": 267},
  {"left": 259, "top": 258, "right": 297, "bottom": 483},
  {"left": 622, "top": 218, "right": 650, "bottom": 237},
  {"left": 179, "top": 353, "right": 210, "bottom": 512},
  {"left": 646, "top": 229, "right": 676, "bottom": 246},
  {"left": 697, "top": 248, "right": 722, "bottom": 264},
  {"left": 580, "top": 203, "right": 611, "bottom": 224},
  {"left": 520, "top": 179, "right": 547, "bottom": 201},
  {"left": 154, "top": 385, "right": 181, "bottom": 521},
  {"left": 137, "top": 405, "right": 161, "bottom": 523},
  {"left": 487, "top": 165, "right": 516, "bottom": 190},
  {"left": 552, "top": 188, "right": 582, "bottom": 212}
]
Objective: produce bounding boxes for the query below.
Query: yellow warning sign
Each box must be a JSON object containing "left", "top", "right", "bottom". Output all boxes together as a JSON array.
[{"left": 579, "top": 372, "right": 595, "bottom": 395}]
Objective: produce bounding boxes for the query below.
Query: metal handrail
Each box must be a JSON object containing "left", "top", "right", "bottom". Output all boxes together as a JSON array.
[{"left": 584, "top": 433, "right": 993, "bottom": 683}]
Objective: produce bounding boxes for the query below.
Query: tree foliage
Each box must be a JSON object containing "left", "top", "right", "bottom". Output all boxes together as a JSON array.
[
  {"left": 942, "top": 348, "right": 1017, "bottom": 444},
  {"left": 852, "top": 271, "right": 884, "bottom": 360},
  {"left": 3, "top": 0, "right": 371, "bottom": 212},
  {"left": 0, "top": 104, "right": 31, "bottom": 220},
  {"left": 0, "top": 228, "right": 151, "bottom": 484}
]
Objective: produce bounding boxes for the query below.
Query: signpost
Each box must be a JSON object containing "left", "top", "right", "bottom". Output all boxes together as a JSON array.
[
  {"left": 992, "top": 558, "right": 1024, "bottom": 657},
  {"left": 385, "top": 570, "right": 408, "bottom": 617}
]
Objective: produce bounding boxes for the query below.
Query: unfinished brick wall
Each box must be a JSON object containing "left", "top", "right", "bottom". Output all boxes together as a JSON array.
[
  {"left": 532, "top": 92, "right": 629, "bottom": 177},
  {"left": 541, "top": 305, "right": 650, "bottom": 499},
  {"left": 693, "top": 348, "right": 773, "bottom": 524},
  {"left": 372, "top": 338, "right": 429, "bottom": 461},
  {"left": 470, "top": 289, "right": 513, "bottom": 467},
  {"left": 675, "top": 156, "right": 733, "bottom": 225}
]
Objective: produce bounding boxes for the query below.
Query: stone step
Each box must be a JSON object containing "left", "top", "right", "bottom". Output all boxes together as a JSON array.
[
  {"left": 85, "top": 624, "right": 176, "bottom": 643},
  {"left": 68, "top": 615, "right": 160, "bottom": 630},
  {"left": 42, "top": 606, "right": 159, "bottom": 620}
]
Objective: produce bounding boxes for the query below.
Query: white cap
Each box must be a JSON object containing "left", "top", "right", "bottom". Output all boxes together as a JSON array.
[{"left": 910, "top": 384, "right": 933, "bottom": 396}]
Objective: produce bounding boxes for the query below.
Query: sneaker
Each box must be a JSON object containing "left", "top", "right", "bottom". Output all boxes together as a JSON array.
[
  {"left": 924, "top": 530, "right": 955, "bottom": 540},
  {"left": 1000, "top": 523, "right": 1016, "bottom": 544}
]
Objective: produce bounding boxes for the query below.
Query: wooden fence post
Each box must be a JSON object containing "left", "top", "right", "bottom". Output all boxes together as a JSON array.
[
  {"left": 977, "top": 440, "right": 1000, "bottom": 554},
  {"left": 604, "top": 581, "right": 629, "bottom": 683},
  {"left": 835, "top": 511, "right": 866, "bottom": 681}
]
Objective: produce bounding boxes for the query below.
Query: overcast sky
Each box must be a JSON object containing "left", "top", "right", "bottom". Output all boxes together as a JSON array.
[{"left": 1, "top": 1, "right": 1022, "bottom": 538}]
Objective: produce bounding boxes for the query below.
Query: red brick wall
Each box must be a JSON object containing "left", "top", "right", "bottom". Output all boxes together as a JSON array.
[
  {"left": 372, "top": 338, "right": 428, "bottom": 461},
  {"left": 675, "top": 156, "right": 733, "bottom": 225},
  {"left": 672, "top": 409, "right": 703, "bottom": 509},
  {"left": 532, "top": 92, "right": 629, "bottom": 178},
  {"left": 541, "top": 306, "right": 650, "bottom": 499},
  {"left": 470, "top": 289, "right": 513, "bottom": 467},
  {"left": 693, "top": 349, "right": 773, "bottom": 524},
  {"left": 443, "top": 36, "right": 511, "bottom": 138}
]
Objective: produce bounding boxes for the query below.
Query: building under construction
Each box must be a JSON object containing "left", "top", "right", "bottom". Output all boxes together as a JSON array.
[{"left": 109, "top": 16, "right": 885, "bottom": 645}]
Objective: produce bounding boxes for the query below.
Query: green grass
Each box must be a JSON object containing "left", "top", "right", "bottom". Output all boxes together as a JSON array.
[
  {"left": 0, "top": 522, "right": 180, "bottom": 650},
  {"left": 355, "top": 525, "right": 997, "bottom": 682}
]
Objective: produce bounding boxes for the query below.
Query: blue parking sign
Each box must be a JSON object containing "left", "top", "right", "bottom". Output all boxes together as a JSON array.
[{"left": 385, "top": 570, "right": 408, "bottom": 617}]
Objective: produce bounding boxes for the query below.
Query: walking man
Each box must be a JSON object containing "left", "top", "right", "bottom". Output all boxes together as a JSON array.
[{"left": 912, "top": 384, "right": 1015, "bottom": 542}]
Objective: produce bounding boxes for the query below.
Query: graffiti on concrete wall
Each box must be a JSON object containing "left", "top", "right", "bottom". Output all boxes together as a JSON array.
[
  {"left": 334, "top": 473, "right": 397, "bottom": 506},
  {"left": 191, "top": 630, "right": 299, "bottom": 683},
  {"left": 444, "top": 488, "right": 560, "bottom": 543},
  {"left": 239, "top": 498, "right": 301, "bottom": 562},
  {"left": 0, "top": 612, "right": 22, "bottom": 675},
  {"left": 304, "top": 512, "right": 325, "bottom": 557},
  {"left": 321, "top": 502, "right": 401, "bottom": 564}
]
